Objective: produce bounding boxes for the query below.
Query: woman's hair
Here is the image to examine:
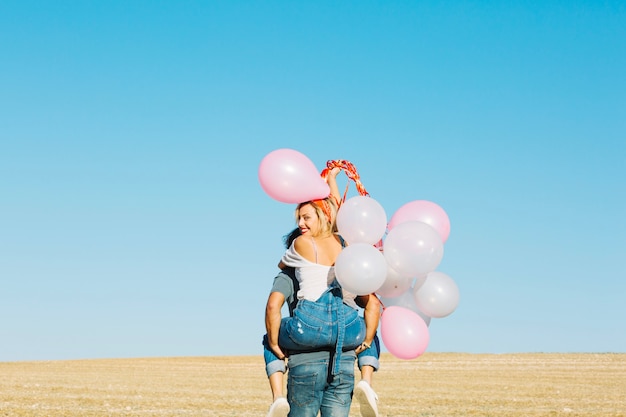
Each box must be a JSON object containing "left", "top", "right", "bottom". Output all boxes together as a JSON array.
[{"left": 295, "top": 196, "right": 339, "bottom": 237}]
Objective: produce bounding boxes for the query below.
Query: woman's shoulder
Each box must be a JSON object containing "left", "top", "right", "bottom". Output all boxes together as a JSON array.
[
  {"left": 281, "top": 241, "right": 311, "bottom": 266},
  {"left": 293, "top": 235, "right": 314, "bottom": 257}
]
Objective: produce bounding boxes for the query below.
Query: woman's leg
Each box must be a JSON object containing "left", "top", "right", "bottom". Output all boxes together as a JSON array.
[
  {"left": 262, "top": 334, "right": 290, "bottom": 416},
  {"left": 262, "top": 334, "right": 287, "bottom": 398},
  {"left": 356, "top": 334, "right": 380, "bottom": 377},
  {"left": 268, "top": 371, "right": 285, "bottom": 401},
  {"left": 354, "top": 335, "right": 381, "bottom": 417}
]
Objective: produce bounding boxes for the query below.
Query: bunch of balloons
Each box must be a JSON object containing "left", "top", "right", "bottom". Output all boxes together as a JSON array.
[{"left": 258, "top": 148, "right": 460, "bottom": 360}]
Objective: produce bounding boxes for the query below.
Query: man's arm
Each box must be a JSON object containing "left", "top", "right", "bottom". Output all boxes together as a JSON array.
[
  {"left": 265, "top": 291, "right": 287, "bottom": 359},
  {"left": 355, "top": 293, "right": 381, "bottom": 354}
]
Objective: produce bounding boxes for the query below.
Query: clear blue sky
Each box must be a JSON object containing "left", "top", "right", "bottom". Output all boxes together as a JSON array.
[{"left": 1, "top": 1, "right": 624, "bottom": 361}]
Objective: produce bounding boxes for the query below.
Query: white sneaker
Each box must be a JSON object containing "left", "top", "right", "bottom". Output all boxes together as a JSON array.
[
  {"left": 267, "top": 397, "right": 290, "bottom": 417},
  {"left": 354, "top": 380, "right": 379, "bottom": 417}
]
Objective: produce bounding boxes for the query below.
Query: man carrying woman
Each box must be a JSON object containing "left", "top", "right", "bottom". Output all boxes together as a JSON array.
[{"left": 262, "top": 165, "right": 382, "bottom": 417}]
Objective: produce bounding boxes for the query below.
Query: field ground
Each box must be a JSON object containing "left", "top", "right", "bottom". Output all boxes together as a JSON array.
[{"left": 1, "top": 353, "right": 624, "bottom": 416}]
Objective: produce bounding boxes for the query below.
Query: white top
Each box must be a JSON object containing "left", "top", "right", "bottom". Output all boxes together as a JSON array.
[{"left": 281, "top": 242, "right": 358, "bottom": 309}]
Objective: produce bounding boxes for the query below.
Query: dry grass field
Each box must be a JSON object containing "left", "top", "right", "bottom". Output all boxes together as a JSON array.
[{"left": 1, "top": 353, "right": 624, "bottom": 417}]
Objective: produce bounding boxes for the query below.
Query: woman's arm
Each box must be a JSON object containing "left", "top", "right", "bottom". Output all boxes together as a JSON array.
[{"left": 327, "top": 167, "right": 342, "bottom": 206}]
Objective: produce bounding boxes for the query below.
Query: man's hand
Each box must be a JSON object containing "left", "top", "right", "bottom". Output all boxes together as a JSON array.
[{"left": 269, "top": 344, "right": 288, "bottom": 360}]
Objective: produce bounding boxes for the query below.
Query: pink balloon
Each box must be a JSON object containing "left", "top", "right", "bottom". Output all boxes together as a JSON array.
[
  {"left": 388, "top": 200, "right": 451, "bottom": 243},
  {"left": 258, "top": 149, "right": 330, "bottom": 204},
  {"left": 381, "top": 306, "right": 430, "bottom": 360}
]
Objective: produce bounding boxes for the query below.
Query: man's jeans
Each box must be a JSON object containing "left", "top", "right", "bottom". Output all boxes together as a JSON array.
[{"left": 287, "top": 351, "right": 356, "bottom": 417}]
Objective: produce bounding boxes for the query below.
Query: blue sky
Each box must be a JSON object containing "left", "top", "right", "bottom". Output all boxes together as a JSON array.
[{"left": 1, "top": 1, "right": 624, "bottom": 361}]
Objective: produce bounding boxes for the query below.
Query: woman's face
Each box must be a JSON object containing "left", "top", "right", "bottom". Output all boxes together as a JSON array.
[{"left": 297, "top": 203, "right": 320, "bottom": 236}]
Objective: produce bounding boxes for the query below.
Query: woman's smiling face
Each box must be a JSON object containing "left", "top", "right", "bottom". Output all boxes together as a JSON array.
[{"left": 297, "top": 203, "right": 321, "bottom": 236}]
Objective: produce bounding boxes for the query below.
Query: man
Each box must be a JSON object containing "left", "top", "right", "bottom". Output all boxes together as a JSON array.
[{"left": 264, "top": 266, "right": 381, "bottom": 417}]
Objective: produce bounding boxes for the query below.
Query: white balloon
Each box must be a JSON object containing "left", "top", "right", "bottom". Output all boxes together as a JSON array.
[
  {"left": 413, "top": 274, "right": 427, "bottom": 291},
  {"left": 337, "top": 196, "right": 387, "bottom": 245},
  {"left": 335, "top": 243, "right": 388, "bottom": 295},
  {"left": 379, "top": 288, "right": 431, "bottom": 327},
  {"left": 375, "top": 265, "right": 413, "bottom": 298},
  {"left": 383, "top": 221, "right": 444, "bottom": 278},
  {"left": 413, "top": 271, "right": 460, "bottom": 318}
]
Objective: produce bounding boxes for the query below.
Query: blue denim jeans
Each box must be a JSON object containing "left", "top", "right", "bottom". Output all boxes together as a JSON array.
[
  {"left": 287, "top": 350, "right": 356, "bottom": 417},
  {"left": 356, "top": 335, "right": 380, "bottom": 371}
]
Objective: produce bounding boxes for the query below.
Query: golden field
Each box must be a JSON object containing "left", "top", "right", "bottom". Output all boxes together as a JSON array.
[{"left": 1, "top": 353, "right": 624, "bottom": 416}]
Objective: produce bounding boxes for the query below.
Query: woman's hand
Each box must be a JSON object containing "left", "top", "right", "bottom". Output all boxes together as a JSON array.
[
  {"left": 327, "top": 167, "right": 342, "bottom": 206},
  {"left": 329, "top": 167, "right": 341, "bottom": 178}
]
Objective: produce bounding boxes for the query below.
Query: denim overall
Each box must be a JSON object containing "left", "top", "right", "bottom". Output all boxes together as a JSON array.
[{"left": 276, "top": 279, "right": 366, "bottom": 375}]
